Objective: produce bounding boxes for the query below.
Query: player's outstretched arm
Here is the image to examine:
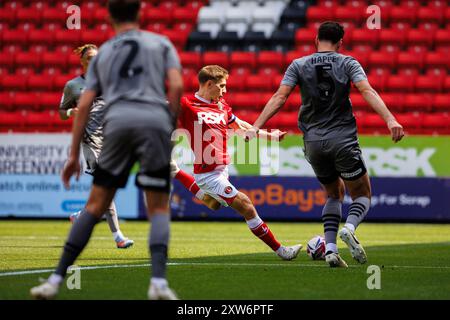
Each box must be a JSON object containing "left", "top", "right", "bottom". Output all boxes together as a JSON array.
[
  {"left": 62, "top": 90, "right": 96, "bottom": 188},
  {"left": 245, "top": 85, "right": 294, "bottom": 141},
  {"left": 230, "top": 118, "right": 287, "bottom": 141},
  {"left": 354, "top": 80, "right": 404, "bottom": 143}
]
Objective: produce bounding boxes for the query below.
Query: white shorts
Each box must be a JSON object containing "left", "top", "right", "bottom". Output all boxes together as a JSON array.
[{"left": 194, "top": 166, "right": 238, "bottom": 207}]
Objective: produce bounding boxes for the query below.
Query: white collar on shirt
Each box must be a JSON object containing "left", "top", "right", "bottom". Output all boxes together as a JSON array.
[{"left": 194, "top": 92, "right": 212, "bottom": 104}]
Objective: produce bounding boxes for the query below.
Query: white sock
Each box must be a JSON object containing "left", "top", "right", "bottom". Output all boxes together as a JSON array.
[
  {"left": 344, "top": 223, "right": 355, "bottom": 233},
  {"left": 113, "top": 230, "right": 125, "bottom": 242},
  {"left": 151, "top": 277, "right": 168, "bottom": 288},
  {"left": 326, "top": 243, "right": 338, "bottom": 254},
  {"left": 246, "top": 216, "right": 263, "bottom": 229},
  {"left": 275, "top": 246, "right": 285, "bottom": 254},
  {"left": 48, "top": 273, "right": 63, "bottom": 286},
  {"left": 195, "top": 189, "right": 205, "bottom": 200}
]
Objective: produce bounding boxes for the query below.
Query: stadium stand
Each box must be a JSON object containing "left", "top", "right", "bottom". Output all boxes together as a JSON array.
[{"left": 0, "top": 0, "right": 449, "bottom": 134}]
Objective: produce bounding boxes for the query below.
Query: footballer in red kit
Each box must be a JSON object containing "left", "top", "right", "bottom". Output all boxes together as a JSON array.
[{"left": 177, "top": 65, "right": 302, "bottom": 261}]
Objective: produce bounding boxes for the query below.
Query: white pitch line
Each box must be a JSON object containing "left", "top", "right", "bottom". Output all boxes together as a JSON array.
[
  {"left": 1, "top": 262, "right": 450, "bottom": 277},
  {"left": 0, "top": 236, "right": 446, "bottom": 245}
]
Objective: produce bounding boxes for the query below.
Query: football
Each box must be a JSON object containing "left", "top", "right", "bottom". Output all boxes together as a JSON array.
[{"left": 306, "top": 235, "right": 326, "bottom": 260}]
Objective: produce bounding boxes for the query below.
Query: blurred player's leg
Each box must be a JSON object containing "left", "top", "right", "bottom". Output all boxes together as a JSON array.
[
  {"left": 231, "top": 192, "right": 302, "bottom": 261},
  {"left": 105, "top": 201, "right": 134, "bottom": 249},
  {"left": 30, "top": 185, "right": 116, "bottom": 299},
  {"left": 339, "top": 173, "right": 371, "bottom": 264},
  {"left": 145, "top": 190, "right": 177, "bottom": 300}
]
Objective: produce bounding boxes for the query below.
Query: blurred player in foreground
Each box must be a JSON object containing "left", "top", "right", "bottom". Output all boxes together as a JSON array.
[
  {"left": 178, "top": 65, "right": 302, "bottom": 260},
  {"left": 59, "top": 43, "right": 134, "bottom": 249},
  {"left": 31, "top": 0, "right": 183, "bottom": 299},
  {"left": 246, "top": 21, "right": 404, "bottom": 267}
]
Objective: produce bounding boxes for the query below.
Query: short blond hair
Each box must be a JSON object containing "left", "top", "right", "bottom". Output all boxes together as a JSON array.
[
  {"left": 73, "top": 44, "right": 98, "bottom": 58},
  {"left": 198, "top": 65, "right": 229, "bottom": 84}
]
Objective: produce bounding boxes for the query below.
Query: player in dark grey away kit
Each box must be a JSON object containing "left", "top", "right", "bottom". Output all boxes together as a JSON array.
[
  {"left": 31, "top": 0, "right": 183, "bottom": 299},
  {"left": 246, "top": 21, "right": 404, "bottom": 267},
  {"left": 59, "top": 44, "right": 134, "bottom": 249}
]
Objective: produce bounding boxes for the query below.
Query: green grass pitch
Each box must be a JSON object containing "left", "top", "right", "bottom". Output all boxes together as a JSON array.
[{"left": 0, "top": 220, "right": 449, "bottom": 300}]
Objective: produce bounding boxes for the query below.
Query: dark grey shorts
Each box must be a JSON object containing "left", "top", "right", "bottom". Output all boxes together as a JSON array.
[
  {"left": 94, "top": 122, "right": 172, "bottom": 192},
  {"left": 303, "top": 136, "right": 367, "bottom": 185}
]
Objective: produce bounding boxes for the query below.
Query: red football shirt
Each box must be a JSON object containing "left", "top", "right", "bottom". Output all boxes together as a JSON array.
[{"left": 179, "top": 94, "right": 236, "bottom": 174}]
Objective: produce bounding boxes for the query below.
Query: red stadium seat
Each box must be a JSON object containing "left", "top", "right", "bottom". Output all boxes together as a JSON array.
[
  {"left": 54, "top": 30, "right": 82, "bottom": 46},
  {"left": 80, "top": 29, "right": 108, "bottom": 46},
  {"left": 415, "top": 76, "right": 443, "bottom": 93},
  {"left": 0, "top": 92, "right": 15, "bottom": 111},
  {"left": 230, "top": 52, "right": 257, "bottom": 70},
  {"left": 379, "top": 29, "right": 407, "bottom": 47},
  {"left": 306, "top": 7, "right": 335, "bottom": 24},
  {"left": 257, "top": 52, "right": 284, "bottom": 70},
  {"left": 42, "top": 8, "right": 68, "bottom": 23},
  {"left": 368, "top": 51, "right": 397, "bottom": 69},
  {"left": 179, "top": 52, "right": 202, "bottom": 70},
  {"left": 27, "top": 74, "right": 55, "bottom": 91},
  {"left": 229, "top": 93, "right": 261, "bottom": 109},
  {"left": 350, "top": 29, "right": 379, "bottom": 47},
  {"left": 16, "top": 8, "right": 42, "bottom": 24},
  {"left": 386, "top": 75, "right": 415, "bottom": 93},
  {"left": 202, "top": 52, "right": 230, "bottom": 70},
  {"left": 295, "top": 29, "right": 316, "bottom": 46},
  {"left": 424, "top": 52, "right": 448, "bottom": 69},
  {"left": 435, "top": 29, "right": 450, "bottom": 47},
  {"left": 380, "top": 93, "right": 404, "bottom": 112},
  {"left": 422, "top": 113, "right": 449, "bottom": 135},
  {"left": 2, "top": 29, "right": 27, "bottom": 45},
  {"left": 388, "top": 6, "right": 417, "bottom": 25},
  {"left": 93, "top": 8, "right": 109, "bottom": 24},
  {"left": 406, "top": 29, "right": 435, "bottom": 47},
  {"left": 416, "top": 7, "right": 444, "bottom": 25},
  {"left": 0, "top": 52, "right": 14, "bottom": 68},
  {"left": 245, "top": 75, "right": 273, "bottom": 92},
  {"left": 0, "top": 8, "right": 16, "bottom": 25},
  {"left": 41, "top": 52, "right": 68, "bottom": 68},
  {"left": 404, "top": 94, "right": 433, "bottom": 112},
  {"left": 359, "top": 113, "right": 388, "bottom": 133},
  {"left": 444, "top": 76, "right": 450, "bottom": 92},
  {"left": 161, "top": 29, "right": 189, "bottom": 50},
  {"left": 397, "top": 51, "right": 424, "bottom": 70},
  {"left": 396, "top": 112, "right": 421, "bottom": 134},
  {"left": 433, "top": 94, "right": 450, "bottom": 112},
  {"left": 143, "top": 7, "right": 172, "bottom": 24},
  {"left": 39, "top": 93, "right": 62, "bottom": 110},
  {"left": 226, "top": 74, "right": 246, "bottom": 92},
  {"left": 2, "top": 73, "right": 28, "bottom": 90},
  {"left": 0, "top": 111, "right": 25, "bottom": 132},
  {"left": 367, "top": 72, "right": 387, "bottom": 92},
  {"left": 28, "top": 29, "right": 55, "bottom": 45},
  {"left": 144, "top": 22, "right": 167, "bottom": 33},
  {"left": 13, "top": 93, "right": 39, "bottom": 110},
  {"left": 25, "top": 111, "right": 54, "bottom": 132},
  {"left": 173, "top": 7, "right": 199, "bottom": 24},
  {"left": 334, "top": 6, "right": 364, "bottom": 25}
]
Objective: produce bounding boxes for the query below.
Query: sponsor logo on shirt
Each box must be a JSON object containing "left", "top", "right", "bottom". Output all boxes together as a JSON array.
[{"left": 197, "top": 112, "right": 226, "bottom": 125}]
